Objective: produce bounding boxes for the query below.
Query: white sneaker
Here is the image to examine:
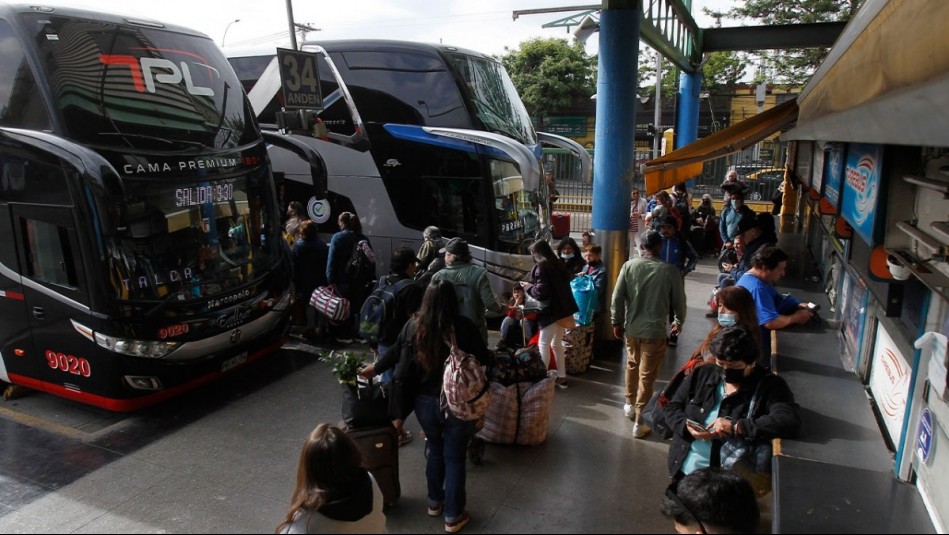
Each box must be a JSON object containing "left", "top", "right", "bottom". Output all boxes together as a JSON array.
[
  {"left": 632, "top": 422, "right": 651, "bottom": 439},
  {"left": 623, "top": 403, "right": 635, "bottom": 421}
]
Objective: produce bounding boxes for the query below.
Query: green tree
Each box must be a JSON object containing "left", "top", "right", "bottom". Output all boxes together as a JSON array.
[
  {"left": 499, "top": 37, "right": 596, "bottom": 121},
  {"left": 704, "top": 0, "right": 863, "bottom": 87},
  {"left": 636, "top": 47, "right": 679, "bottom": 99},
  {"left": 701, "top": 51, "right": 747, "bottom": 95}
]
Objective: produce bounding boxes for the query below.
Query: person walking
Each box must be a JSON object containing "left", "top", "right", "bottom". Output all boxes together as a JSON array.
[
  {"left": 431, "top": 238, "right": 505, "bottom": 344},
  {"left": 276, "top": 423, "right": 387, "bottom": 534},
  {"left": 326, "top": 212, "right": 372, "bottom": 344},
  {"left": 521, "top": 239, "right": 579, "bottom": 389},
  {"left": 611, "top": 230, "right": 686, "bottom": 438},
  {"left": 416, "top": 226, "right": 446, "bottom": 273},
  {"left": 387, "top": 281, "right": 493, "bottom": 533},
  {"left": 291, "top": 220, "right": 329, "bottom": 339},
  {"left": 628, "top": 187, "right": 648, "bottom": 258}
]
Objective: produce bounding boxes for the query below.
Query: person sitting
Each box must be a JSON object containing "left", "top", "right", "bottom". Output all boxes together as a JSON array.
[
  {"left": 276, "top": 423, "right": 387, "bottom": 534},
  {"left": 664, "top": 325, "right": 802, "bottom": 488},
  {"left": 736, "top": 245, "right": 816, "bottom": 367},
  {"left": 661, "top": 467, "right": 760, "bottom": 534},
  {"left": 719, "top": 184, "right": 753, "bottom": 251},
  {"left": 498, "top": 285, "right": 538, "bottom": 350}
]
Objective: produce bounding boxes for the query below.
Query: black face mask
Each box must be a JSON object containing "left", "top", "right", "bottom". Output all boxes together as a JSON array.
[{"left": 721, "top": 366, "right": 747, "bottom": 384}]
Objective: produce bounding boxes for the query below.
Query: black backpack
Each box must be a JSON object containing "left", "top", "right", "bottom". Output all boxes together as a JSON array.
[
  {"left": 358, "top": 276, "right": 413, "bottom": 344},
  {"left": 345, "top": 239, "right": 376, "bottom": 282}
]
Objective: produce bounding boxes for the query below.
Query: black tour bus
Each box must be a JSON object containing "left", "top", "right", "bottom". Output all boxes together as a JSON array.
[{"left": 0, "top": 3, "right": 299, "bottom": 411}]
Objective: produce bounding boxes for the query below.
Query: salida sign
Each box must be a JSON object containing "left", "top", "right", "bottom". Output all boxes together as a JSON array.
[{"left": 276, "top": 48, "right": 323, "bottom": 110}]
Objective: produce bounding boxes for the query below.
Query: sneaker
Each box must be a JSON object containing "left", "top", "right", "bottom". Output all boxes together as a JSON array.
[
  {"left": 623, "top": 403, "right": 635, "bottom": 421},
  {"left": 445, "top": 511, "right": 471, "bottom": 533},
  {"left": 667, "top": 334, "right": 678, "bottom": 347},
  {"left": 555, "top": 377, "right": 568, "bottom": 390},
  {"left": 427, "top": 504, "right": 444, "bottom": 517},
  {"left": 398, "top": 429, "right": 413, "bottom": 447},
  {"left": 335, "top": 337, "right": 353, "bottom": 345},
  {"left": 633, "top": 422, "right": 652, "bottom": 439}
]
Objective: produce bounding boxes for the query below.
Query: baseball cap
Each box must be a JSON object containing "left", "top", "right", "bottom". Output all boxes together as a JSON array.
[{"left": 439, "top": 237, "right": 470, "bottom": 256}]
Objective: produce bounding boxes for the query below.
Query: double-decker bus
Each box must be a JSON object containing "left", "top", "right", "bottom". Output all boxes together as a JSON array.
[
  {"left": 0, "top": 3, "right": 304, "bottom": 411},
  {"left": 227, "top": 40, "right": 591, "bottom": 291}
]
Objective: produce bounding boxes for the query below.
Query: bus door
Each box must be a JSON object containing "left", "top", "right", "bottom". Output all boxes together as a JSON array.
[
  {"left": 9, "top": 203, "right": 95, "bottom": 395},
  {"left": 0, "top": 201, "right": 31, "bottom": 385}
]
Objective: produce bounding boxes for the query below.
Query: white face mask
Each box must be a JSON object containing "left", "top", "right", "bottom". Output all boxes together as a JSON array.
[
  {"left": 561, "top": 253, "right": 574, "bottom": 260},
  {"left": 732, "top": 200, "right": 744, "bottom": 209}
]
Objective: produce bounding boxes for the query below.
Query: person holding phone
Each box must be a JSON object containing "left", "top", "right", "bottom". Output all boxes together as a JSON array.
[{"left": 664, "top": 325, "right": 802, "bottom": 483}]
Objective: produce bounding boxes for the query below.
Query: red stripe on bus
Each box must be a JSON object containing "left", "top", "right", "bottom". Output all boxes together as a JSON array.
[
  {"left": 6, "top": 338, "right": 286, "bottom": 412},
  {"left": 1, "top": 291, "right": 25, "bottom": 301}
]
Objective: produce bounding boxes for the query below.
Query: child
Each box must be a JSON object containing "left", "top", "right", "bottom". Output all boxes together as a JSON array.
[{"left": 498, "top": 286, "right": 537, "bottom": 350}]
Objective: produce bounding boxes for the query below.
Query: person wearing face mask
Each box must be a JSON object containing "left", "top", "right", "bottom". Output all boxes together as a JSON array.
[
  {"left": 691, "top": 286, "right": 760, "bottom": 363},
  {"left": 664, "top": 325, "right": 802, "bottom": 483},
  {"left": 556, "top": 236, "right": 585, "bottom": 276},
  {"left": 719, "top": 184, "right": 753, "bottom": 252}
]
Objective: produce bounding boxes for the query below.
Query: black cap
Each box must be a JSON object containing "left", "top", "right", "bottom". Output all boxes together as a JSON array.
[
  {"left": 390, "top": 247, "right": 421, "bottom": 273},
  {"left": 439, "top": 237, "right": 470, "bottom": 256},
  {"left": 642, "top": 230, "right": 662, "bottom": 250}
]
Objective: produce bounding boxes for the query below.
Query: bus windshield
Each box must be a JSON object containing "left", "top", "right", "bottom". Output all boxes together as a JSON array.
[
  {"left": 103, "top": 173, "right": 280, "bottom": 303},
  {"left": 21, "top": 13, "right": 255, "bottom": 151},
  {"left": 448, "top": 53, "right": 536, "bottom": 146}
]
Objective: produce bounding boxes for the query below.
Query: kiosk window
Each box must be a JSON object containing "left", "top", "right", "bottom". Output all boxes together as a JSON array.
[{"left": 22, "top": 219, "right": 78, "bottom": 290}]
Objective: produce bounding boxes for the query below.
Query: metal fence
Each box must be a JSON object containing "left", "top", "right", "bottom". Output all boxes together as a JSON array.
[{"left": 544, "top": 144, "right": 788, "bottom": 235}]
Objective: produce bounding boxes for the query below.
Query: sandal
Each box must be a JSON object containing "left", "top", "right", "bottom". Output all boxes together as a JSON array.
[{"left": 398, "top": 429, "right": 413, "bottom": 447}]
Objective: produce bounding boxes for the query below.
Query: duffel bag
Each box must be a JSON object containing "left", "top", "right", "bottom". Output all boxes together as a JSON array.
[{"left": 310, "top": 285, "right": 350, "bottom": 323}]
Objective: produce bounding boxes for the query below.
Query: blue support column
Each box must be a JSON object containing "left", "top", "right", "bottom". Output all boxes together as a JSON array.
[
  {"left": 676, "top": 70, "right": 702, "bottom": 148},
  {"left": 591, "top": 7, "right": 639, "bottom": 342}
]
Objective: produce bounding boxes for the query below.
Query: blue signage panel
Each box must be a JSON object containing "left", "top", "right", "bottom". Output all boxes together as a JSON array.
[
  {"left": 916, "top": 408, "right": 934, "bottom": 464},
  {"left": 824, "top": 143, "right": 844, "bottom": 208},
  {"left": 841, "top": 143, "right": 883, "bottom": 245}
]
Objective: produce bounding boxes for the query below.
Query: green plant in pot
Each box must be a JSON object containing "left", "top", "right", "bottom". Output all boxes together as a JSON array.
[{"left": 319, "top": 350, "right": 368, "bottom": 385}]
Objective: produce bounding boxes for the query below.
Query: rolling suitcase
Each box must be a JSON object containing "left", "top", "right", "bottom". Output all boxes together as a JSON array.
[
  {"left": 551, "top": 212, "right": 570, "bottom": 239},
  {"left": 345, "top": 425, "right": 401, "bottom": 507}
]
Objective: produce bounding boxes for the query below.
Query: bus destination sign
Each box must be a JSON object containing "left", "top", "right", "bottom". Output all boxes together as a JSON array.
[{"left": 276, "top": 48, "right": 323, "bottom": 110}]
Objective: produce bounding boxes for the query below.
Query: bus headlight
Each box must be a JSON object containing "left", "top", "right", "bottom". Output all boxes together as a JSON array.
[{"left": 95, "top": 333, "right": 179, "bottom": 358}]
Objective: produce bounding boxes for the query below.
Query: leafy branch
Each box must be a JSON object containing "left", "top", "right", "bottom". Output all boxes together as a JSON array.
[{"left": 319, "top": 350, "right": 368, "bottom": 385}]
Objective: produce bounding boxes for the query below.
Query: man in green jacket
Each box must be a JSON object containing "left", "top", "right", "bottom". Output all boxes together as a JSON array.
[
  {"left": 611, "top": 230, "right": 687, "bottom": 439},
  {"left": 431, "top": 238, "right": 505, "bottom": 343}
]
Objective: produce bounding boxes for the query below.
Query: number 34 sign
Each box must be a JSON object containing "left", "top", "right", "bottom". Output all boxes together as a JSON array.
[{"left": 276, "top": 48, "right": 323, "bottom": 110}]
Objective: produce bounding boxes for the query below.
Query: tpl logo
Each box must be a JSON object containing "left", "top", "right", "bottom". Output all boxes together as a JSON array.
[{"left": 100, "top": 54, "right": 216, "bottom": 96}]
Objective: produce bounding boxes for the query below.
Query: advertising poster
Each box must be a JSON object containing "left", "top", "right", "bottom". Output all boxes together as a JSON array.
[
  {"left": 812, "top": 145, "right": 825, "bottom": 195},
  {"left": 795, "top": 141, "right": 813, "bottom": 187},
  {"left": 823, "top": 142, "right": 844, "bottom": 208},
  {"left": 839, "top": 267, "right": 868, "bottom": 369},
  {"left": 841, "top": 143, "right": 883, "bottom": 245},
  {"left": 869, "top": 324, "right": 912, "bottom": 445}
]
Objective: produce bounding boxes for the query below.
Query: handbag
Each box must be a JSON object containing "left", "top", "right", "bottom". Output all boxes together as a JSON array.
[
  {"left": 341, "top": 377, "right": 392, "bottom": 429},
  {"left": 522, "top": 294, "right": 549, "bottom": 314},
  {"left": 310, "top": 285, "right": 351, "bottom": 323}
]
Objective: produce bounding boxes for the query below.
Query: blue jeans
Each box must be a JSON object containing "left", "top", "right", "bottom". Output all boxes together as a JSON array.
[{"left": 415, "top": 394, "right": 475, "bottom": 522}]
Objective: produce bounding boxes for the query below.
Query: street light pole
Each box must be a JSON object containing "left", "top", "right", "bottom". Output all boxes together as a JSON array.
[
  {"left": 286, "top": 0, "right": 298, "bottom": 50},
  {"left": 221, "top": 18, "right": 240, "bottom": 47}
]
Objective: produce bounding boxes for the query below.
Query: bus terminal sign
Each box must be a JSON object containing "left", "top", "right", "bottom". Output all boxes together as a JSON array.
[{"left": 276, "top": 48, "right": 323, "bottom": 110}]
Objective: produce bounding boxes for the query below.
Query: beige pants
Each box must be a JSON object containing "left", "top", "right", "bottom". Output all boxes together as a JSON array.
[{"left": 624, "top": 336, "right": 668, "bottom": 422}]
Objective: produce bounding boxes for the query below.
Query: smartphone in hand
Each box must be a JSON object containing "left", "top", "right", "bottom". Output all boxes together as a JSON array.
[{"left": 686, "top": 419, "right": 709, "bottom": 433}]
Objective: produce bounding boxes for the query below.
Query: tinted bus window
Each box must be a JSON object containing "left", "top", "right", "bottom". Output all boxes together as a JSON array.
[
  {"left": 0, "top": 19, "right": 51, "bottom": 129},
  {"left": 19, "top": 13, "right": 255, "bottom": 150},
  {"left": 22, "top": 219, "right": 78, "bottom": 290}
]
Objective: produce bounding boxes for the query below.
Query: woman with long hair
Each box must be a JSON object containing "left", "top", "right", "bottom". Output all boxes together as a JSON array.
[
  {"left": 693, "top": 285, "right": 760, "bottom": 362},
  {"left": 276, "top": 424, "right": 386, "bottom": 534},
  {"left": 521, "top": 239, "right": 578, "bottom": 389},
  {"left": 388, "top": 280, "right": 492, "bottom": 533}
]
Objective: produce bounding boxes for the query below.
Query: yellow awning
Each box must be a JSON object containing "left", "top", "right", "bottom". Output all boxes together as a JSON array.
[{"left": 643, "top": 99, "right": 799, "bottom": 195}]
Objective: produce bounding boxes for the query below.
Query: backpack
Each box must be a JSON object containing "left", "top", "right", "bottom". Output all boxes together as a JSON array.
[
  {"left": 345, "top": 238, "right": 376, "bottom": 282},
  {"left": 440, "top": 334, "right": 491, "bottom": 421},
  {"left": 358, "top": 276, "right": 413, "bottom": 344}
]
